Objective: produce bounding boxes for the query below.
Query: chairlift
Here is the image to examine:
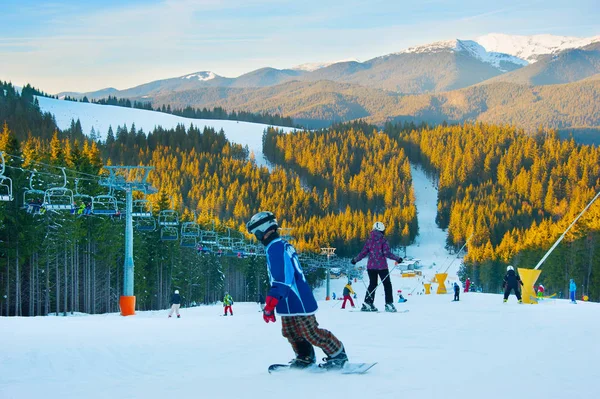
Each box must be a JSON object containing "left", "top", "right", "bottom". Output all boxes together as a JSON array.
[
  {"left": 160, "top": 226, "right": 179, "bottom": 241},
  {"left": 199, "top": 229, "right": 217, "bottom": 245},
  {"left": 92, "top": 194, "right": 118, "bottom": 215},
  {"left": 0, "top": 152, "right": 13, "bottom": 201},
  {"left": 196, "top": 244, "right": 212, "bottom": 255},
  {"left": 132, "top": 199, "right": 153, "bottom": 218},
  {"left": 72, "top": 179, "right": 93, "bottom": 215},
  {"left": 44, "top": 187, "right": 75, "bottom": 211},
  {"left": 180, "top": 219, "right": 200, "bottom": 248},
  {"left": 42, "top": 168, "right": 74, "bottom": 211},
  {"left": 23, "top": 172, "right": 46, "bottom": 214},
  {"left": 158, "top": 210, "right": 179, "bottom": 227},
  {"left": 135, "top": 216, "right": 156, "bottom": 232}
]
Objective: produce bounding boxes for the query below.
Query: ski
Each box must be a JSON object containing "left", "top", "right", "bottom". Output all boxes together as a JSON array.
[
  {"left": 349, "top": 309, "right": 409, "bottom": 313},
  {"left": 268, "top": 362, "right": 377, "bottom": 374}
]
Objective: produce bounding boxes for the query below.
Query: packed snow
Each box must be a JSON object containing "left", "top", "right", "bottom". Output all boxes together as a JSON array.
[
  {"left": 1, "top": 288, "right": 598, "bottom": 399},
  {"left": 476, "top": 33, "right": 600, "bottom": 63},
  {"left": 36, "top": 96, "right": 294, "bottom": 168}
]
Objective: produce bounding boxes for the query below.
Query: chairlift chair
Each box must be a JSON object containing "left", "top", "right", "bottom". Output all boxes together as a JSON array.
[
  {"left": 92, "top": 194, "right": 118, "bottom": 215},
  {"left": 158, "top": 210, "right": 179, "bottom": 227},
  {"left": 135, "top": 216, "right": 156, "bottom": 232},
  {"left": 131, "top": 199, "right": 153, "bottom": 218},
  {"left": 0, "top": 177, "right": 12, "bottom": 201},
  {"left": 199, "top": 229, "right": 217, "bottom": 245},
  {"left": 0, "top": 152, "right": 12, "bottom": 201},
  {"left": 160, "top": 226, "right": 179, "bottom": 241},
  {"left": 44, "top": 187, "right": 75, "bottom": 211}
]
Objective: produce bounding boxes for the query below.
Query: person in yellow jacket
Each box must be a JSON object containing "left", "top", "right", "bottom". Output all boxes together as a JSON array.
[
  {"left": 341, "top": 281, "right": 356, "bottom": 309},
  {"left": 223, "top": 292, "right": 234, "bottom": 316}
]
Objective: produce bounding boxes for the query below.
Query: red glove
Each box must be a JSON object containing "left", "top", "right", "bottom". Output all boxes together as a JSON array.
[{"left": 263, "top": 296, "right": 279, "bottom": 323}]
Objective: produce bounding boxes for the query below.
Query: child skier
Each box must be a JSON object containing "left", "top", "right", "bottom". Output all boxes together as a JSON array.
[
  {"left": 502, "top": 266, "right": 523, "bottom": 303},
  {"left": 247, "top": 211, "right": 348, "bottom": 370},
  {"left": 341, "top": 281, "right": 355, "bottom": 309},
  {"left": 453, "top": 282, "right": 460, "bottom": 301},
  {"left": 168, "top": 289, "right": 181, "bottom": 318},
  {"left": 351, "top": 221, "right": 402, "bottom": 312},
  {"left": 537, "top": 284, "right": 545, "bottom": 299},
  {"left": 569, "top": 279, "right": 577, "bottom": 304},
  {"left": 464, "top": 277, "right": 471, "bottom": 293},
  {"left": 223, "top": 292, "right": 234, "bottom": 316}
]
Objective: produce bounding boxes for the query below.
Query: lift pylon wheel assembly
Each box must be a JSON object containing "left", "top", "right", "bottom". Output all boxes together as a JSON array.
[{"left": 434, "top": 273, "right": 448, "bottom": 294}]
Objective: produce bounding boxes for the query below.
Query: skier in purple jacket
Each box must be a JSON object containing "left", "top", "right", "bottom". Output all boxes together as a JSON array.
[{"left": 351, "top": 222, "right": 402, "bottom": 312}]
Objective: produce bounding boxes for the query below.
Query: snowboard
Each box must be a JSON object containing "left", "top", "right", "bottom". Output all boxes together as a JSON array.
[{"left": 268, "top": 362, "right": 377, "bottom": 374}]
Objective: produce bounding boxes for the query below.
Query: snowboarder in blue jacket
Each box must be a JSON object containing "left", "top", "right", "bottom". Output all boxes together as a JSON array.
[
  {"left": 247, "top": 211, "right": 348, "bottom": 370},
  {"left": 569, "top": 279, "right": 577, "bottom": 304}
]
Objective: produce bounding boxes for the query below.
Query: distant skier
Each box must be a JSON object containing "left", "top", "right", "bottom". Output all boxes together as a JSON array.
[
  {"left": 537, "top": 284, "right": 545, "bottom": 299},
  {"left": 351, "top": 221, "right": 402, "bottom": 312},
  {"left": 569, "top": 279, "right": 577, "bottom": 304},
  {"left": 168, "top": 289, "right": 181, "bottom": 318},
  {"left": 502, "top": 266, "right": 523, "bottom": 303},
  {"left": 453, "top": 282, "right": 460, "bottom": 301},
  {"left": 247, "top": 211, "right": 348, "bottom": 369},
  {"left": 341, "top": 281, "right": 355, "bottom": 309},
  {"left": 397, "top": 289, "right": 407, "bottom": 303},
  {"left": 464, "top": 277, "right": 471, "bottom": 293},
  {"left": 223, "top": 292, "right": 234, "bottom": 316}
]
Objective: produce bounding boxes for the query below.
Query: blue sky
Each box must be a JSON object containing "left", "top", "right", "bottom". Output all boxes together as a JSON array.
[{"left": 1, "top": 0, "right": 598, "bottom": 93}]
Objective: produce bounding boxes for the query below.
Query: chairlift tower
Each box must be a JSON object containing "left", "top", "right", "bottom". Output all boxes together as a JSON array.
[
  {"left": 321, "top": 247, "right": 336, "bottom": 300},
  {"left": 102, "top": 166, "right": 156, "bottom": 316}
]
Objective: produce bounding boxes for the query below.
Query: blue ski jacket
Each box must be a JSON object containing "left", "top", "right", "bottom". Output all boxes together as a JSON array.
[
  {"left": 265, "top": 238, "right": 318, "bottom": 316},
  {"left": 569, "top": 280, "right": 576, "bottom": 292}
]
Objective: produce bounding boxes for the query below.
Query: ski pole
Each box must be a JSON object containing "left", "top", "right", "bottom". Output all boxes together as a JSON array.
[{"left": 363, "top": 263, "right": 400, "bottom": 302}]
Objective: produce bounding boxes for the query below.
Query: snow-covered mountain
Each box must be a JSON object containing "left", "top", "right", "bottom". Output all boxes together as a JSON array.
[
  {"left": 292, "top": 58, "right": 361, "bottom": 72},
  {"left": 476, "top": 33, "right": 600, "bottom": 63},
  {"left": 180, "top": 71, "right": 218, "bottom": 81},
  {"left": 400, "top": 39, "right": 527, "bottom": 71}
]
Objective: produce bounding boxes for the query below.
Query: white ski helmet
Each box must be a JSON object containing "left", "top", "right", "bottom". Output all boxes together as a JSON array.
[
  {"left": 174, "top": 290, "right": 179, "bottom": 294},
  {"left": 373, "top": 221, "right": 385, "bottom": 232},
  {"left": 247, "top": 211, "right": 278, "bottom": 241},
  {"left": 506, "top": 265, "right": 514, "bottom": 272}
]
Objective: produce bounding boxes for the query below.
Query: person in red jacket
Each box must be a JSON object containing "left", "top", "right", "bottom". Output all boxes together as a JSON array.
[
  {"left": 351, "top": 222, "right": 402, "bottom": 312},
  {"left": 464, "top": 277, "right": 471, "bottom": 293}
]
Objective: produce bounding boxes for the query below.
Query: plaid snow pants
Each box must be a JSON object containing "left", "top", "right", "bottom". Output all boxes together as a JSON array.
[{"left": 281, "top": 315, "right": 342, "bottom": 357}]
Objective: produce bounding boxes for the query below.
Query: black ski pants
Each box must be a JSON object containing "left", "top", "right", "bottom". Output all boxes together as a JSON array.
[
  {"left": 504, "top": 285, "right": 522, "bottom": 300},
  {"left": 365, "top": 268, "right": 393, "bottom": 305},
  {"left": 454, "top": 290, "right": 459, "bottom": 301}
]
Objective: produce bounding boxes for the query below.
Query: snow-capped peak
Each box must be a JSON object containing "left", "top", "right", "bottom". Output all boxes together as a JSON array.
[
  {"left": 398, "top": 39, "right": 527, "bottom": 71},
  {"left": 180, "top": 71, "right": 217, "bottom": 81},
  {"left": 292, "top": 58, "right": 360, "bottom": 72},
  {"left": 476, "top": 33, "right": 600, "bottom": 63}
]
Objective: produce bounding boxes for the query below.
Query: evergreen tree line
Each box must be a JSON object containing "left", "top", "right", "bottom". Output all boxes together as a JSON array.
[
  {"left": 63, "top": 93, "right": 297, "bottom": 127},
  {"left": 384, "top": 122, "right": 600, "bottom": 300},
  {"left": 263, "top": 121, "right": 418, "bottom": 251}
]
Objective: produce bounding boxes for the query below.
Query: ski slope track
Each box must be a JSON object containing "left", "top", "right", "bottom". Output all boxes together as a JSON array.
[{"left": 36, "top": 96, "right": 295, "bottom": 168}]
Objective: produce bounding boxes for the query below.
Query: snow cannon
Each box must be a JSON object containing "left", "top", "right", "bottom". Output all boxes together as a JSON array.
[
  {"left": 518, "top": 268, "right": 541, "bottom": 304},
  {"left": 434, "top": 273, "right": 448, "bottom": 294},
  {"left": 424, "top": 283, "right": 431, "bottom": 294}
]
